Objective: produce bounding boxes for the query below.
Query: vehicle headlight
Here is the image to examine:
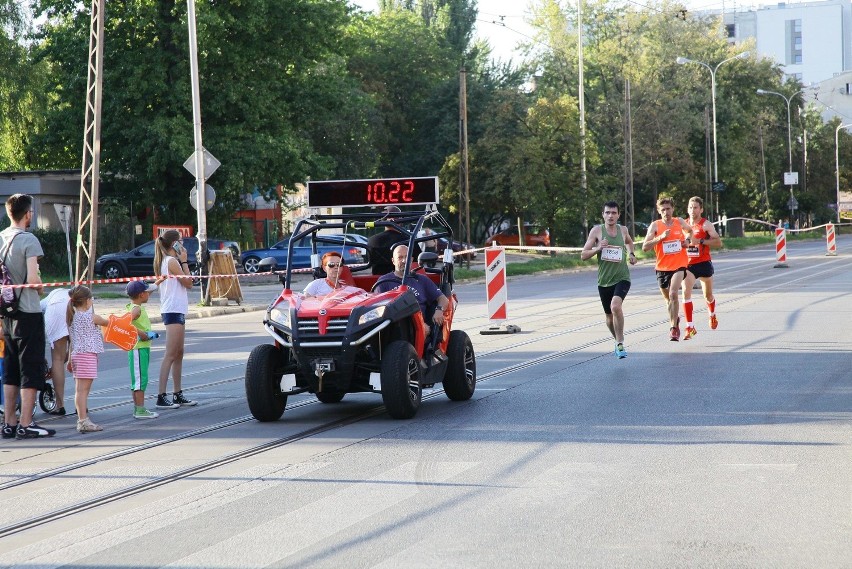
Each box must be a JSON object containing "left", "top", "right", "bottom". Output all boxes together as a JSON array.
[
  {"left": 269, "top": 305, "right": 291, "bottom": 329},
  {"left": 358, "top": 305, "right": 386, "bottom": 325}
]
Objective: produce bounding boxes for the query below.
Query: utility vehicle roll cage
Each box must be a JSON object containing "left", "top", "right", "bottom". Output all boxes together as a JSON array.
[{"left": 279, "top": 208, "right": 457, "bottom": 291}]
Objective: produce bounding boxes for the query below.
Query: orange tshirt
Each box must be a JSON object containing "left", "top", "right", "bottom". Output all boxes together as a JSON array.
[
  {"left": 653, "top": 218, "right": 689, "bottom": 271},
  {"left": 687, "top": 217, "right": 712, "bottom": 265}
]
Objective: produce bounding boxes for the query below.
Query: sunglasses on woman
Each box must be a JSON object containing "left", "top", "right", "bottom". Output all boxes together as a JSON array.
[{"left": 326, "top": 262, "right": 341, "bottom": 268}]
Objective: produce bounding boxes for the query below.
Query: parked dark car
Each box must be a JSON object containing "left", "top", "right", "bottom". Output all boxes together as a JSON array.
[
  {"left": 240, "top": 233, "right": 368, "bottom": 274},
  {"left": 433, "top": 238, "right": 477, "bottom": 262},
  {"left": 94, "top": 237, "right": 240, "bottom": 279}
]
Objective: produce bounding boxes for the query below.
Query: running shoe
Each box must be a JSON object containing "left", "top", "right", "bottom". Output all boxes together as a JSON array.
[
  {"left": 17, "top": 422, "right": 56, "bottom": 439},
  {"left": 615, "top": 343, "right": 627, "bottom": 359},
  {"left": 684, "top": 326, "right": 697, "bottom": 340},
  {"left": 670, "top": 326, "right": 680, "bottom": 341},
  {"left": 2, "top": 423, "right": 15, "bottom": 439},
  {"left": 173, "top": 391, "right": 197, "bottom": 407},
  {"left": 156, "top": 394, "right": 180, "bottom": 409},
  {"left": 134, "top": 407, "right": 159, "bottom": 420},
  {"left": 710, "top": 314, "right": 718, "bottom": 330},
  {"left": 76, "top": 417, "right": 102, "bottom": 433}
]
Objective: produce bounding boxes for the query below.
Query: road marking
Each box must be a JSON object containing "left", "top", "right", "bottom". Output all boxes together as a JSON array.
[
  {"left": 163, "top": 462, "right": 476, "bottom": 568},
  {"left": 5, "top": 462, "right": 329, "bottom": 568}
]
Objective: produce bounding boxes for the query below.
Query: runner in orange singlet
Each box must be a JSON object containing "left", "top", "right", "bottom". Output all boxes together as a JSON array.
[
  {"left": 642, "top": 196, "right": 693, "bottom": 341},
  {"left": 681, "top": 196, "right": 722, "bottom": 339}
]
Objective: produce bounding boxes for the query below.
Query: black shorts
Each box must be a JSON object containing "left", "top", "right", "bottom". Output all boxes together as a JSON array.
[
  {"left": 2, "top": 312, "right": 46, "bottom": 391},
  {"left": 687, "top": 260, "right": 715, "bottom": 279},
  {"left": 656, "top": 268, "right": 687, "bottom": 290},
  {"left": 598, "top": 281, "right": 631, "bottom": 315}
]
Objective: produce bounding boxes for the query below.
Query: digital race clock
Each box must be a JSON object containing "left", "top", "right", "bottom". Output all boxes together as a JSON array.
[{"left": 307, "top": 177, "right": 439, "bottom": 208}]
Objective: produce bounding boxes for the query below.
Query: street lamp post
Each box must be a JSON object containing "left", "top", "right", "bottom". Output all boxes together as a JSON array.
[
  {"left": 835, "top": 123, "right": 852, "bottom": 224},
  {"left": 756, "top": 88, "right": 796, "bottom": 223},
  {"left": 676, "top": 51, "right": 749, "bottom": 222}
]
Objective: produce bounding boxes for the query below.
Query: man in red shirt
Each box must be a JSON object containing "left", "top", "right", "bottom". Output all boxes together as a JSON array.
[
  {"left": 681, "top": 196, "right": 722, "bottom": 338},
  {"left": 642, "top": 196, "right": 693, "bottom": 341}
]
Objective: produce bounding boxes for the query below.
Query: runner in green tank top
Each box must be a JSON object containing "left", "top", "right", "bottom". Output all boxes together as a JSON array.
[{"left": 581, "top": 201, "right": 638, "bottom": 359}]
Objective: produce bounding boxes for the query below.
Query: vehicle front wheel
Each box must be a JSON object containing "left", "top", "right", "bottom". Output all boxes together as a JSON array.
[
  {"left": 245, "top": 344, "right": 288, "bottom": 421},
  {"left": 102, "top": 262, "right": 123, "bottom": 279},
  {"left": 243, "top": 256, "right": 262, "bottom": 274},
  {"left": 443, "top": 330, "right": 476, "bottom": 401},
  {"left": 381, "top": 340, "right": 422, "bottom": 419},
  {"left": 315, "top": 391, "right": 345, "bottom": 404}
]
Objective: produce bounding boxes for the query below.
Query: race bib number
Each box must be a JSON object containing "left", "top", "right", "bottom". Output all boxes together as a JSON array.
[
  {"left": 687, "top": 245, "right": 700, "bottom": 258},
  {"left": 662, "top": 240, "right": 682, "bottom": 255},
  {"left": 600, "top": 246, "right": 623, "bottom": 263}
]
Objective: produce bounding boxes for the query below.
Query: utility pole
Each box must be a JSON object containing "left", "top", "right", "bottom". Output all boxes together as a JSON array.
[
  {"left": 459, "top": 67, "right": 470, "bottom": 265},
  {"left": 577, "top": 0, "right": 588, "bottom": 239},
  {"left": 187, "top": 0, "right": 209, "bottom": 302},
  {"left": 623, "top": 78, "right": 635, "bottom": 235},
  {"left": 74, "top": 0, "right": 105, "bottom": 283}
]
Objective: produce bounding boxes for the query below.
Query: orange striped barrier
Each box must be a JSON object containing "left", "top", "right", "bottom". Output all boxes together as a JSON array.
[
  {"left": 774, "top": 228, "right": 789, "bottom": 268},
  {"left": 826, "top": 223, "right": 837, "bottom": 256}
]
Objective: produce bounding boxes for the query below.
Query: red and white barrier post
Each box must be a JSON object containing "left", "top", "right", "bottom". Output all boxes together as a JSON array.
[
  {"left": 774, "top": 227, "right": 789, "bottom": 268},
  {"left": 826, "top": 223, "right": 837, "bottom": 256},
  {"left": 480, "top": 247, "right": 520, "bottom": 335}
]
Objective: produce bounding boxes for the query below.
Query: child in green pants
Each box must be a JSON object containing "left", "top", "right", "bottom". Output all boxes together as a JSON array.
[{"left": 126, "top": 281, "right": 160, "bottom": 419}]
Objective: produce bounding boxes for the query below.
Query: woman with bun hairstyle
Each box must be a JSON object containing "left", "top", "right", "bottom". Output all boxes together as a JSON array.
[{"left": 152, "top": 230, "right": 196, "bottom": 409}]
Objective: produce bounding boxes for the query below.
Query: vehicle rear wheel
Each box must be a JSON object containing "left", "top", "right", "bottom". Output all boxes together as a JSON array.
[
  {"left": 443, "top": 330, "right": 476, "bottom": 401},
  {"left": 245, "top": 344, "right": 288, "bottom": 421},
  {"left": 381, "top": 340, "right": 422, "bottom": 419},
  {"left": 315, "top": 390, "right": 345, "bottom": 404},
  {"left": 38, "top": 383, "right": 58, "bottom": 413},
  {"left": 102, "top": 262, "right": 123, "bottom": 279},
  {"left": 243, "top": 256, "right": 262, "bottom": 274}
]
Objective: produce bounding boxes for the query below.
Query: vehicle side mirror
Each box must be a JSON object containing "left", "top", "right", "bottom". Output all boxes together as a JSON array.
[{"left": 417, "top": 251, "right": 439, "bottom": 268}]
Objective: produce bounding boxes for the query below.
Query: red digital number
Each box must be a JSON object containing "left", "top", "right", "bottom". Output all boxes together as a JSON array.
[
  {"left": 402, "top": 180, "right": 414, "bottom": 202},
  {"left": 367, "top": 179, "right": 418, "bottom": 203},
  {"left": 368, "top": 182, "right": 388, "bottom": 203},
  {"left": 389, "top": 181, "right": 400, "bottom": 202}
]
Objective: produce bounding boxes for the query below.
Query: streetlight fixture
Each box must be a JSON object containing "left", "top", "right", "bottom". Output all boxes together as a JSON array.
[
  {"left": 756, "top": 88, "right": 796, "bottom": 222},
  {"left": 835, "top": 123, "right": 852, "bottom": 224},
  {"left": 676, "top": 51, "right": 749, "bottom": 221}
]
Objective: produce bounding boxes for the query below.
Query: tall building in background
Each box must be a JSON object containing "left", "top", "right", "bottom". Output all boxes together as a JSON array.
[{"left": 708, "top": 0, "right": 851, "bottom": 85}]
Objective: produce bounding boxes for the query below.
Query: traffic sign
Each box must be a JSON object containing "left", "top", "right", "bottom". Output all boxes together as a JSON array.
[
  {"left": 712, "top": 181, "right": 726, "bottom": 192},
  {"left": 190, "top": 184, "right": 216, "bottom": 211},
  {"left": 784, "top": 172, "right": 799, "bottom": 185},
  {"left": 183, "top": 148, "right": 221, "bottom": 178},
  {"left": 787, "top": 195, "right": 799, "bottom": 210}
]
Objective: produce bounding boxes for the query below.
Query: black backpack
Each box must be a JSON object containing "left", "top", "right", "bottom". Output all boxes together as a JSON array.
[{"left": 0, "top": 232, "right": 24, "bottom": 319}]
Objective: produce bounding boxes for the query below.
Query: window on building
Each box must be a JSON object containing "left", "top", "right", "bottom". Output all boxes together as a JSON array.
[
  {"left": 726, "top": 23, "right": 736, "bottom": 38},
  {"left": 785, "top": 19, "right": 802, "bottom": 65}
]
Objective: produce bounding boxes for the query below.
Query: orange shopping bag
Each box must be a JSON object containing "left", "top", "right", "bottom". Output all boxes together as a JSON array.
[{"left": 103, "top": 313, "right": 138, "bottom": 351}]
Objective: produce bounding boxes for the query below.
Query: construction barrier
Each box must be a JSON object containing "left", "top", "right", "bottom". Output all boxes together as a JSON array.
[
  {"left": 826, "top": 223, "right": 837, "bottom": 256},
  {"left": 480, "top": 247, "right": 519, "bottom": 335},
  {"left": 774, "top": 228, "right": 789, "bottom": 268}
]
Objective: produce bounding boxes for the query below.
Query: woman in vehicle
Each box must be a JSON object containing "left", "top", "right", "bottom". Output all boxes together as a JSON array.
[{"left": 303, "top": 252, "right": 362, "bottom": 296}]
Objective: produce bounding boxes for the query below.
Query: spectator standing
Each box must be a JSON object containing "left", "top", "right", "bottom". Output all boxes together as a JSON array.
[
  {"left": 153, "top": 230, "right": 196, "bottom": 409},
  {"left": 66, "top": 285, "right": 108, "bottom": 433},
  {"left": 41, "top": 287, "right": 70, "bottom": 415},
  {"left": 1, "top": 194, "right": 54, "bottom": 440},
  {"left": 126, "top": 281, "right": 160, "bottom": 419}
]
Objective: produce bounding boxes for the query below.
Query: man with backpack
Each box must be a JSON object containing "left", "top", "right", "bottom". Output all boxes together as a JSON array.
[{"left": 1, "top": 194, "right": 54, "bottom": 439}]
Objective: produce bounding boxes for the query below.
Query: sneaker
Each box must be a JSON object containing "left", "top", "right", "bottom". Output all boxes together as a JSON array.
[
  {"left": 614, "top": 343, "right": 627, "bottom": 359},
  {"left": 670, "top": 326, "right": 680, "bottom": 341},
  {"left": 173, "top": 391, "right": 197, "bottom": 407},
  {"left": 134, "top": 407, "right": 159, "bottom": 420},
  {"left": 710, "top": 314, "right": 718, "bottom": 330},
  {"left": 156, "top": 394, "right": 180, "bottom": 409},
  {"left": 16, "top": 422, "right": 56, "bottom": 439},
  {"left": 684, "top": 326, "right": 697, "bottom": 340},
  {"left": 48, "top": 406, "right": 66, "bottom": 416},
  {"left": 76, "top": 417, "right": 102, "bottom": 433},
  {"left": 2, "top": 423, "right": 15, "bottom": 439}
]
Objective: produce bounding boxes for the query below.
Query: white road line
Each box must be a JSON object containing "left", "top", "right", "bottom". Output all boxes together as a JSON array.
[{"left": 163, "top": 461, "right": 477, "bottom": 569}]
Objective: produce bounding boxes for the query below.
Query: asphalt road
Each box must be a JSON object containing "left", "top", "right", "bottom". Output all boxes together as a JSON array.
[{"left": 2, "top": 237, "right": 850, "bottom": 568}]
